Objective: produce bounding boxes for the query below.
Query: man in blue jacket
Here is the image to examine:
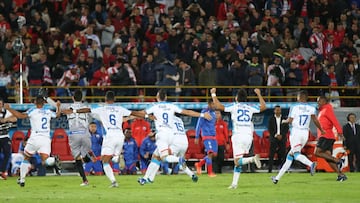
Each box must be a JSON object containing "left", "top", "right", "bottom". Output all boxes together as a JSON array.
[
  {"left": 121, "top": 128, "right": 138, "bottom": 175},
  {"left": 139, "top": 131, "right": 156, "bottom": 174}
]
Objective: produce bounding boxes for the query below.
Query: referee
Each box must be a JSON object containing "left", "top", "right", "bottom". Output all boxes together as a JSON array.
[
  {"left": 62, "top": 90, "right": 96, "bottom": 186},
  {"left": 0, "top": 98, "right": 17, "bottom": 179}
]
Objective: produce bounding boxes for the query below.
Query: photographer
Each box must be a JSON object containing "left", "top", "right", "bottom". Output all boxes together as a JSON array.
[{"left": 0, "top": 98, "right": 17, "bottom": 179}]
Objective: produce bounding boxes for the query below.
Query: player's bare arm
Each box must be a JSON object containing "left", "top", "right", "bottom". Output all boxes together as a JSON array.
[
  {"left": 210, "top": 88, "right": 225, "bottom": 111},
  {"left": 181, "top": 109, "right": 212, "bottom": 120},
  {"left": 4, "top": 104, "right": 28, "bottom": 119},
  {"left": 254, "top": 88, "right": 266, "bottom": 112},
  {"left": 55, "top": 100, "right": 61, "bottom": 118},
  {"left": 62, "top": 107, "right": 91, "bottom": 115},
  {"left": 311, "top": 114, "right": 325, "bottom": 134},
  {"left": 281, "top": 117, "right": 293, "bottom": 124}
]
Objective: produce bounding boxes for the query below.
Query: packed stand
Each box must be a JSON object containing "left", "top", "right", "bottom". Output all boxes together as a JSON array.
[{"left": 0, "top": 0, "right": 359, "bottom": 106}]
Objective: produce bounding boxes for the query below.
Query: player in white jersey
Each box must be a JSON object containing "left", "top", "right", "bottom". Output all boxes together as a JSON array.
[
  {"left": 70, "top": 91, "right": 144, "bottom": 188},
  {"left": 169, "top": 116, "right": 198, "bottom": 182},
  {"left": 271, "top": 91, "right": 325, "bottom": 184},
  {"left": 4, "top": 96, "right": 61, "bottom": 187},
  {"left": 138, "top": 89, "right": 211, "bottom": 185},
  {"left": 211, "top": 88, "right": 266, "bottom": 189},
  {"left": 61, "top": 90, "right": 96, "bottom": 186}
]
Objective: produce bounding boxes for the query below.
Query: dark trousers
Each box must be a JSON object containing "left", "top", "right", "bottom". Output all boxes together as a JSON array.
[
  {"left": 268, "top": 138, "right": 286, "bottom": 173},
  {"left": 213, "top": 145, "right": 225, "bottom": 173},
  {"left": 0, "top": 137, "right": 11, "bottom": 173},
  {"left": 348, "top": 147, "right": 360, "bottom": 172}
]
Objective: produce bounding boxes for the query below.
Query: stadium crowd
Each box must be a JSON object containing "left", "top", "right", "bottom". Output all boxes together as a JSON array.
[{"left": 0, "top": 0, "right": 360, "bottom": 106}]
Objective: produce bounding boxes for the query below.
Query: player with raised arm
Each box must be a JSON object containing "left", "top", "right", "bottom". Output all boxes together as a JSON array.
[
  {"left": 271, "top": 91, "right": 325, "bottom": 184},
  {"left": 64, "top": 91, "right": 145, "bottom": 188},
  {"left": 61, "top": 90, "right": 97, "bottom": 186},
  {"left": 211, "top": 88, "right": 266, "bottom": 189},
  {"left": 138, "top": 89, "right": 211, "bottom": 185},
  {"left": 4, "top": 96, "right": 61, "bottom": 187}
]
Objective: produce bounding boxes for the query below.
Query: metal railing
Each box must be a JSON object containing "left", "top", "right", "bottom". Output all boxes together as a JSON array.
[{"left": 6, "top": 85, "right": 360, "bottom": 103}]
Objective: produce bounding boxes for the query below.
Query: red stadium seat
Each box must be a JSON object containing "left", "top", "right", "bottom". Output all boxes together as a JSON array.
[
  {"left": 185, "top": 129, "right": 204, "bottom": 159},
  {"left": 51, "top": 128, "right": 74, "bottom": 162},
  {"left": 260, "top": 131, "right": 271, "bottom": 158},
  {"left": 253, "top": 132, "right": 262, "bottom": 155},
  {"left": 11, "top": 131, "right": 25, "bottom": 153}
]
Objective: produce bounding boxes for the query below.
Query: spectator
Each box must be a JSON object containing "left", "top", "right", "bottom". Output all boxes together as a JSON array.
[
  {"left": 325, "top": 64, "right": 341, "bottom": 108},
  {"left": 247, "top": 54, "right": 264, "bottom": 100},
  {"left": 0, "top": 63, "right": 11, "bottom": 101},
  {"left": 267, "top": 55, "right": 285, "bottom": 101},
  {"left": 198, "top": 60, "right": 216, "bottom": 98},
  {"left": 284, "top": 60, "right": 303, "bottom": 101},
  {"left": 178, "top": 59, "right": 195, "bottom": 100},
  {"left": 343, "top": 62, "right": 359, "bottom": 106},
  {"left": 56, "top": 64, "right": 80, "bottom": 101},
  {"left": 231, "top": 56, "right": 248, "bottom": 95},
  {"left": 27, "top": 53, "right": 44, "bottom": 99}
]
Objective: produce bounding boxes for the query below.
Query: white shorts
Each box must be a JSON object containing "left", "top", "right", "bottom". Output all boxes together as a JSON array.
[
  {"left": 169, "top": 136, "right": 188, "bottom": 157},
  {"left": 289, "top": 128, "right": 308, "bottom": 153},
  {"left": 153, "top": 132, "right": 173, "bottom": 157},
  {"left": 232, "top": 133, "right": 253, "bottom": 159},
  {"left": 25, "top": 135, "right": 51, "bottom": 156},
  {"left": 101, "top": 135, "right": 124, "bottom": 156}
]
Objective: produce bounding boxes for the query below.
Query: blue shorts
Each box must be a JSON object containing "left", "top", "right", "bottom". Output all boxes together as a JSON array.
[
  {"left": 203, "top": 139, "right": 218, "bottom": 154},
  {"left": 84, "top": 160, "right": 103, "bottom": 173}
]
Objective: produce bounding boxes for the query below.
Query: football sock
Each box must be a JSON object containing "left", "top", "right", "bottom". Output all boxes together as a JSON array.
[
  {"left": 20, "top": 160, "right": 31, "bottom": 183},
  {"left": 75, "top": 160, "right": 87, "bottom": 182},
  {"left": 198, "top": 158, "right": 206, "bottom": 167},
  {"left": 231, "top": 166, "right": 241, "bottom": 186},
  {"left": 276, "top": 154, "right": 293, "bottom": 180},
  {"left": 144, "top": 159, "right": 161, "bottom": 181},
  {"left": 294, "top": 153, "right": 312, "bottom": 167},
  {"left": 103, "top": 163, "right": 116, "bottom": 183},
  {"left": 238, "top": 157, "right": 253, "bottom": 165},
  {"left": 181, "top": 165, "right": 194, "bottom": 177},
  {"left": 205, "top": 156, "right": 213, "bottom": 173},
  {"left": 165, "top": 155, "right": 179, "bottom": 163}
]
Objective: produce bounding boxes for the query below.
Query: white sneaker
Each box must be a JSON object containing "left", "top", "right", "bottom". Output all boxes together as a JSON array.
[
  {"left": 80, "top": 181, "right": 89, "bottom": 186},
  {"left": 254, "top": 154, "right": 261, "bottom": 169},
  {"left": 109, "top": 181, "right": 119, "bottom": 188},
  {"left": 228, "top": 184, "right": 237, "bottom": 189}
]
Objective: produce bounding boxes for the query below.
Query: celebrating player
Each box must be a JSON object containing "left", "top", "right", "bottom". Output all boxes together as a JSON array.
[
  {"left": 138, "top": 89, "right": 211, "bottom": 185},
  {"left": 271, "top": 91, "right": 325, "bottom": 184},
  {"left": 211, "top": 88, "right": 265, "bottom": 189},
  {"left": 4, "top": 96, "right": 61, "bottom": 187}
]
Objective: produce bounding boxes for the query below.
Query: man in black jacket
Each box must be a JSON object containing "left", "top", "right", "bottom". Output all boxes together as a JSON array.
[
  {"left": 267, "top": 105, "right": 289, "bottom": 173},
  {"left": 343, "top": 113, "right": 360, "bottom": 172}
]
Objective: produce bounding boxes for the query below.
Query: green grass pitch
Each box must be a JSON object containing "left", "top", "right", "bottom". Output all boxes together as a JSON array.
[{"left": 0, "top": 172, "right": 359, "bottom": 203}]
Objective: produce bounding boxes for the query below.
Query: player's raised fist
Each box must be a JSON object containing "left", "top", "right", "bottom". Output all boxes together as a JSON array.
[
  {"left": 254, "top": 88, "right": 261, "bottom": 95},
  {"left": 210, "top": 88, "right": 216, "bottom": 94},
  {"left": 4, "top": 103, "right": 10, "bottom": 109},
  {"left": 203, "top": 112, "right": 212, "bottom": 121}
]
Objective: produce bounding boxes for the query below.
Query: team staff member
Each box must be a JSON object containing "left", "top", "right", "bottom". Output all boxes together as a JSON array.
[
  {"left": 0, "top": 98, "right": 17, "bottom": 179},
  {"left": 267, "top": 105, "right": 289, "bottom": 173},
  {"left": 343, "top": 113, "right": 360, "bottom": 172},
  {"left": 314, "top": 96, "right": 347, "bottom": 181},
  {"left": 213, "top": 110, "right": 229, "bottom": 174}
]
